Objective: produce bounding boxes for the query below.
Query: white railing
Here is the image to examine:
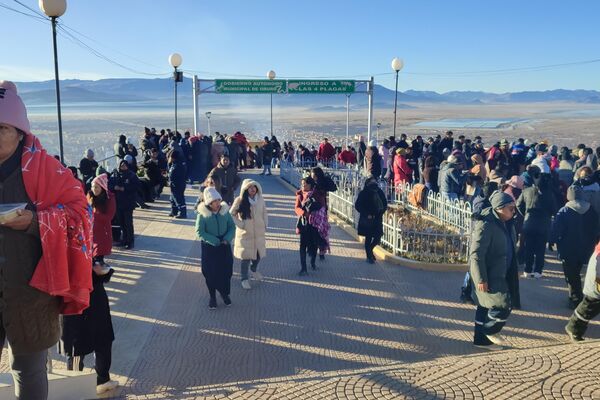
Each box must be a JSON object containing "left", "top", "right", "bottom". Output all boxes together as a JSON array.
[{"left": 280, "top": 162, "right": 471, "bottom": 264}]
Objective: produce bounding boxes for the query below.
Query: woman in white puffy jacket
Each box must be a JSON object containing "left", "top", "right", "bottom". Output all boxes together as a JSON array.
[{"left": 230, "top": 179, "right": 268, "bottom": 289}]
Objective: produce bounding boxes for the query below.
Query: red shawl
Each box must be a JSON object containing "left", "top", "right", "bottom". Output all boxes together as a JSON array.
[{"left": 22, "top": 134, "right": 93, "bottom": 315}]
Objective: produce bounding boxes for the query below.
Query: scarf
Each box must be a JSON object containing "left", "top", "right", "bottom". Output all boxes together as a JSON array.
[
  {"left": 303, "top": 190, "right": 331, "bottom": 253},
  {"left": 22, "top": 134, "right": 93, "bottom": 315}
]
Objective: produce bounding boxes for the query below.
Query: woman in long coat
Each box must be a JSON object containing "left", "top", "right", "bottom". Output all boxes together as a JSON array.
[
  {"left": 230, "top": 179, "right": 268, "bottom": 290},
  {"left": 355, "top": 177, "right": 388, "bottom": 263}
]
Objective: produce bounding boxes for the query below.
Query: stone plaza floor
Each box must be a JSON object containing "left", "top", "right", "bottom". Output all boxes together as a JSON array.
[{"left": 2, "top": 170, "right": 599, "bottom": 399}]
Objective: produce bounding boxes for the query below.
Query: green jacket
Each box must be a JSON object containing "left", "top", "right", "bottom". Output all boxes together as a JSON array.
[
  {"left": 469, "top": 208, "right": 517, "bottom": 309},
  {"left": 195, "top": 201, "right": 236, "bottom": 246}
]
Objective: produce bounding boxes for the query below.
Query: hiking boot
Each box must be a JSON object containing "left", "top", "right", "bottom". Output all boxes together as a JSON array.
[
  {"left": 565, "top": 325, "right": 584, "bottom": 342},
  {"left": 241, "top": 280, "right": 251, "bottom": 290}
]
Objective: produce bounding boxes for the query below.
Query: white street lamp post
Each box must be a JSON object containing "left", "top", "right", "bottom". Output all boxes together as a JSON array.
[
  {"left": 391, "top": 57, "right": 404, "bottom": 139},
  {"left": 376, "top": 122, "right": 381, "bottom": 141},
  {"left": 39, "top": 0, "right": 67, "bottom": 163},
  {"left": 169, "top": 53, "right": 183, "bottom": 134},
  {"left": 267, "top": 70, "right": 276, "bottom": 136},
  {"left": 205, "top": 111, "right": 212, "bottom": 135}
]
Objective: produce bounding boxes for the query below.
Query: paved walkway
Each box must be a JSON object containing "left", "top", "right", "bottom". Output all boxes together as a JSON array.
[{"left": 2, "top": 170, "right": 599, "bottom": 399}]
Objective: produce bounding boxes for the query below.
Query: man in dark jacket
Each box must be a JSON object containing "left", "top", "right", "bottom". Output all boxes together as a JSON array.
[
  {"left": 209, "top": 154, "right": 241, "bottom": 204},
  {"left": 260, "top": 137, "right": 273, "bottom": 175},
  {"left": 550, "top": 185, "right": 599, "bottom": 308},
  {"left": 109, "top": 160, "right": 140, "bottom": 249},
  {"left": 364, "top": 140, "right": 382, "bottom": 179},
  {"left": 355, "top": 177, "right": 387, "bottom": 263},
  {"left": 470, "top": 191, "right": 517, "bottom": 350},
  {"left": 168, "top": 151, "right": 187, "bottom": 218},
  {"left": 79, "top": 148, "right": 99, "bottom": 191}
]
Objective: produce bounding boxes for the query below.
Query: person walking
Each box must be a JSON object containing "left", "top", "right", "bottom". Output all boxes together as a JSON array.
[
  {"left": 260, "top": 137, "right": 273, "bottom": 175},
  {"left": 294, "top": 177, "right": 324, "bottom": 275},
  {"left": 565, "top": 240, "right": 600, "bottom": 342},
  {"left": 310, "top": 167, "right": 334, "bottom": 260},
  {"left": 88, "top": 173, "right": 116, "bottom": 274},
  {"left": 230, "top": 179, "right": 268, "bottom": 290},
  {"left": 470, "top": 191, "right": 517, "bottom": 350},
  {"left": 196, "top": 187, "right": 236, "bottom": 309},
  {"left": 168, "top": 151, "right": 187, "bottom": 218},
  {"left": 0, "top": 80, "right": 93, "bottom": 399},
  {"left": 516, "top": 172, "right": 557, "bottom": 278},
  {"left": 355, "top": 177, "right": 388, "bottom": 264},
  {"left": 208, "top": 154, "right": 241, "bottom": 205},
  {"left": 550, "top": 185, "right": 599, "bottom": 308}
]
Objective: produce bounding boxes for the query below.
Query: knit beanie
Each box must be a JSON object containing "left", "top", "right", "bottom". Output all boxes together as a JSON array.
[
  {"left": 0, "top": 81, "right": 30, "bottom": 134},
  {"left": 567, "top": 185, "right": 585, "bottom": 202},
  {"left": 92, "top": 173, "right": 110, "bottom": 198},
  {"left": 490, "top": 190, "right": 514, "bottom": 210},
  {"left": 203, "top": 187, "right": 222, "bottom": 204},
  {"left": 124, "top": 154, "right": 134, "bottom": 164},
  {"left": 369, "top": 139, "right": 377, "bottom": 147}
]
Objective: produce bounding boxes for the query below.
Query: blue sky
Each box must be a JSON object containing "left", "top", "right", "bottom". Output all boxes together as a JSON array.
[{"left": 2, "top": 0, "right": 599, "bottom": 92}]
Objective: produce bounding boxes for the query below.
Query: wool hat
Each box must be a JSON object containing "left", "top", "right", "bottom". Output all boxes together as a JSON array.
[
  {"left": 0, "top": 81, "right": 30, "bottom": 135},
  {"left": 203, "top": 187, "right": 222, "bottom": 204},
  {"left": 506, "top": 175, "right": 524, "bottom": 190},
  {"left": 84, "top": 148, "right": 94, "bottom": 158},
  {"left": 92, "top": 173, "right": 110, "bottom": 198},
  {"left": 124, "top": 154, "right": 134, "bottom": 164},
  {"left": 567, "top": 185, "right": 586, "bottom": 202},
  {"left": 119, "top": 159, "right": 129, "bottom": 169},
  {"left": 369, "top": 139, "right": 377, "bottom": 147},
  {"left": 490, "top": 190, "right": 515, "bottom": 210}
]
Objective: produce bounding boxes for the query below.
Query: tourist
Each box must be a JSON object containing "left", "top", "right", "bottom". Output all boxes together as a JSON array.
[
  {"left": 573, "top": 166, "right": 600, "bottom": 228},
  {"left": 294, "top": 177, "right": 323, "bottom": 275},
  {"left": 209, "top": 154, "right": 241, "bottom": 205},
  {"left": 565, "top": 240, "right": 600, "bottom": 342},
  {"left": 317, "top": 137, "right": 336, "bottom": 165},
  {"left": 379, "top": 139, "right": 390, "bottom": 177},
  {"left": 355, "top": 177, "right": 388, "bottom": 264},
  {"left": 196, "top": 187, "right": 236, "bottom": 309},
  {"left": 79, "top": 148, "right": 99, "bottom": 191},
  {"left": 230, "top": 179, "right": 268, "bottom": 290},
  {"left": 260, "top": 136, "right": 273, "bottom": 174},
  {"left": 310, "top": 167, "right": 334, "bottom": 260},
  {"left": 421, "top": 155, "right": 439, "bottom": 192},
  {"left": 195, "top": 175, "right": 222, "bottom": 210},
  {"left": 114, "top": 134, "right": 128, "bottom": 160},
  {"left": 0, "top": 80, "right": 93, "bottom": 399},
  {"left": 364, "top": 140, "right": 382, "bottom": 179},
  {"left": 393, "top": 148, "right": 413, "bottom": 189},
  {"left": 439, "top": 154, "right": 465, "bottom": 201},
  {"left": 109, "top": 159, "right": 140, "bottom": 249},
  {"left": 470, "top": 191, "right": 517, "bottom": 350},
  {"left": 550, "top": 185, "right": 599, "bottom": 308},
  {"left": 517, "top": 171, "right": 557, "bottom": 278},
  {"left": 338, "top": 145, "right": 357, "bottom": 166},
  {"left": 88, "top": 173, "right": 116, "bottom": 273},
  {"left": 168, "top": 151, "right": 187, "bottom": 219}
]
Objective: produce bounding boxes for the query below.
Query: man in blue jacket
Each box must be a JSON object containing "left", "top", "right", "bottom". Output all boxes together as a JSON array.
[{"left": 168, "top": 151, "right": 187, "bottom": 219}]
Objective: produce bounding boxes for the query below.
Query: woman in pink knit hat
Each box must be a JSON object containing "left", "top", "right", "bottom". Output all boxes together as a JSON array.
[
  {"left": 88, "top": 173, "right": 116, "bottom": 275},
  {"left": 0, "top": 80, "right": 93, "bottom": 399}
]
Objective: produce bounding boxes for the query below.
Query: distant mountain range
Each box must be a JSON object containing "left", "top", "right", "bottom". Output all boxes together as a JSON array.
[{"left": 15, "top": 78, "right": 600, "bottom": 107}]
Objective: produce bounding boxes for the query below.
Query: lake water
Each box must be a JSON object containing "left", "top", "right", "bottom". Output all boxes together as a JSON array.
[{"left": 413, "top": 118, "right": 525, "bottom": 129}]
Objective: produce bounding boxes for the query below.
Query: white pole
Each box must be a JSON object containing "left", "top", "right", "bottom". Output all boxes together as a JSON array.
[
  {"left": 192, "top": 75, "right": 199, "bottom": 134},
  {"left": 367, "top": 76, "right": 374, "bottom": 144},
  {"left": 207, "top": 116, "right": 211, "bottom": 136},
  {"left": 345, "top": 94, "right": 350, "bottom": 147}
]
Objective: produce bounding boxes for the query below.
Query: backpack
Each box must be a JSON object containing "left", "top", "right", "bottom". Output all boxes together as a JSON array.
[
  {"left": 408, "top": 183, "right": 427, "bottom": 209},
  {"left": 323, "top": 175, "right": 337, "bottom": 192}
]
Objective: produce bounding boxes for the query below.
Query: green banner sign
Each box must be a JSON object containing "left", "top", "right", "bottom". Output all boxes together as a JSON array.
[
  {"left": 288, "top": 80, "right": 355, "bottom": 94},
  {"left": 215, "top": 79, "right": 287, "bottom": 94}
]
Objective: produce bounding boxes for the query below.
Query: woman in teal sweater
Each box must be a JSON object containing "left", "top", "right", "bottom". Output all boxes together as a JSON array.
[{"left": 196, "top": 187, "right": 236, "bottom": 309}]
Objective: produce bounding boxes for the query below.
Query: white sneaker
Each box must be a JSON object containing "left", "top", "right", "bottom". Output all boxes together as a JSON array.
[
  {"left": 252, "top": 271, "right": 263, "bottom": 281},
  {"left": 474, "top": 343, "right": 504, "bottom": 351},
  {"left": 485, "top": 333, "right": 508, "bottom": 346},
  {"left": 93, "top": 263, "right": 111, "bottom": 276},
  {"left": 533, "top": 272, "right": 543, "bottom": 279},
  {"left": 521, "top": 272, "right": 533, "bottom": 278},
  {"left": 241, "top": 280, "right": 251, "bottom": 290},
  {"left": 96, "top": 380, "right": 118, "bottom": 394}
]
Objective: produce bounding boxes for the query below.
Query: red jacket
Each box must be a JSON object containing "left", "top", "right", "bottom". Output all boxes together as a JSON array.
[
  {"left": 338, "top": 150, "right": 356, "bottom": 165},
  {"left": 318, "top": 142, "right": 336, "bottom": 161},
  {"left": 92, "top": 194, "right": 116, "bottom": 257},
  {"left": 393, "top": 155, "right": 413, "bottom": 186}
]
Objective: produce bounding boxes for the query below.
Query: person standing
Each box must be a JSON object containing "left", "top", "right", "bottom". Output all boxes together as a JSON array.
[
  {"left": 168, "top": 151, "right": 187, "bottom": 218},
  {"left": 294, "top": 177, "right": 323, "bottom": 275},
  {"left": 565, "top": 240, "right": 600, "bottom": 342},
  {"left": 196, "top": 187, "right": 236, "bottom": 309},
  {"left": 550, "top": 185, "right": 599, "bottom": 308},
  {"left": 0, "top": 80, "right": 93, "bottom": 399},
  {"left": 230, "top": 179, "right": 268, "bottom": 290},
  {"left": 209, "top": 154, "right": 241, "bottom": 205},
  {"left": 88, "top": 173, "right": 116, "bottom": 273},
  {"left": 355, "top": 177, "right": 388, "bottom": 264},
  {"left": 79, "top": 148, "right": 99, "bottom": 191},
  {"left": 260, "top": 137, "right": 273, "bottom": 174},
  {"left": 364, "top": 140, "right": 382, "bottom": 179},
  {"left": 109, "top": 159, "right": 140, "bottom": 249},
  {"left": 470, "top": 191, "right": 517, "bottom": 350}
]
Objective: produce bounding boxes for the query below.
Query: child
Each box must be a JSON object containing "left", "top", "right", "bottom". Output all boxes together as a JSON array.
[
  {"left": 196, "top": 187, "right": 236, "bottom": 309},
  {"left": 294, "top": 177, "right": 324, "bottom": 275}
]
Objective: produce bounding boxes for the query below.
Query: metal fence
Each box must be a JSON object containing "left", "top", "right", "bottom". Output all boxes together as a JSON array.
[{"left": 280, "top": 162, "right": 471, "bottom": 264}]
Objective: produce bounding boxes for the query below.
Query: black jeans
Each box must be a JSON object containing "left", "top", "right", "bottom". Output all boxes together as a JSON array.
[
  {"left": 473, "top": 305, "right": 511, "bottom": 345},
  {"left": 117, "top": 208, "right": 135, "bottom": 246},
  {"left": 523, "top": 231, "right": 546, "bottom": 274},
  {"left": 364, "top": 233, "right": 382, "bottom": 260},
  {"left": 566, "top": 296, "right": 600, "bottom": 337},
  {"left": 300, "top": 226, "right": 318, "bottom": 271},
  {"left": 562, "top": 261, "right": 584, "bottom": 303},
  {"left": 67, "top": 343, "right": 112, "bottom": 385}
]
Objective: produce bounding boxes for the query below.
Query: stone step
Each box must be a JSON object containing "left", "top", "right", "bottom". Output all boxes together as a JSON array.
[{"left": 0, "top": 370, "right": 96, "bottom": 400}]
